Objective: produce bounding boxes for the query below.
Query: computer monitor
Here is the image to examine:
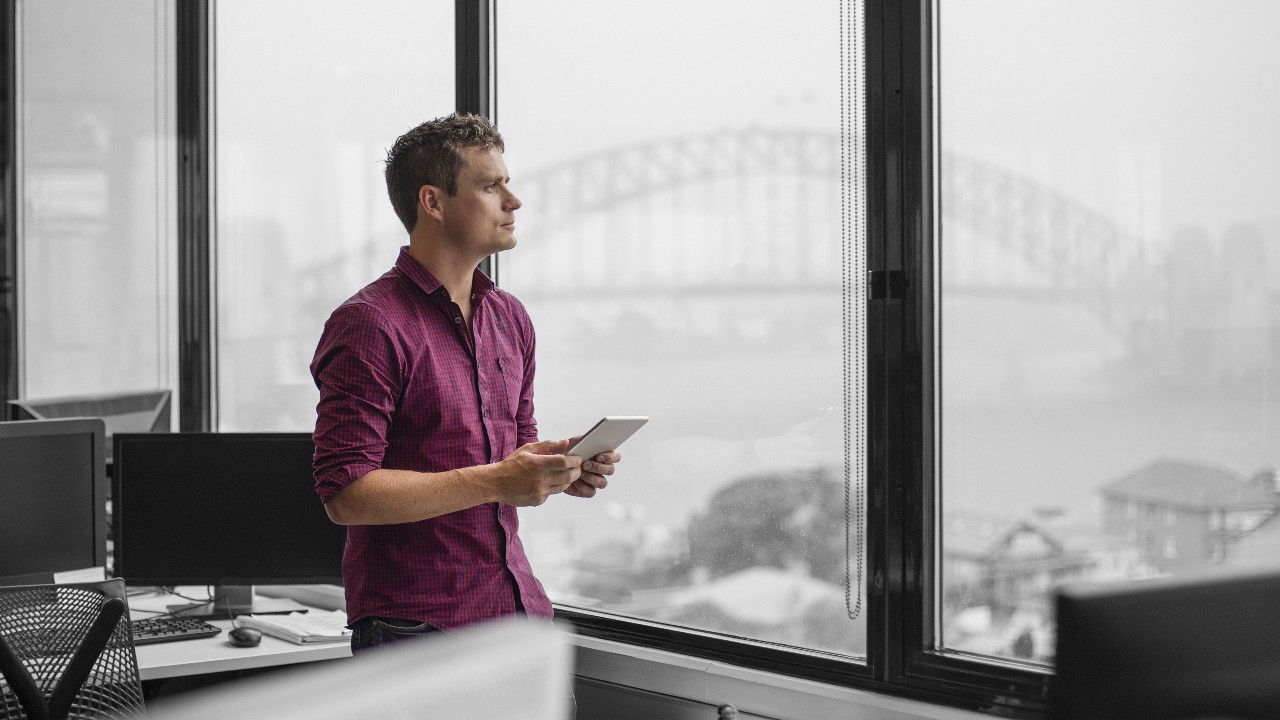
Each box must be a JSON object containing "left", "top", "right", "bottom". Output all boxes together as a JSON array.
[
  {"left": 1051, "top": 568, "right": 1280, "bottom": 720},
  {"left": 8, "top": 389, "right": 171, "bottom": 463},
  {"left": 110, "top": 432, "right": 345, "bottom": 617},
  {"left": 0, "top": 418, "right": 108, "bottom": 585}
]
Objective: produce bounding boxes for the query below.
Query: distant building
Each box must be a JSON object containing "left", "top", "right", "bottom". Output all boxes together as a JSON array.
[
  {"left": 1222, "top": 511, "right": 1280, "bottom": 569},
  {"left": 943, "top": 511, "right": 1093, "bottom": 620},
  {"left": 940, "top": 510, "right": 1156, "bottom": 662},
  {"left": 1100, "top": 459, "right": 1279, "bottom": 572}
]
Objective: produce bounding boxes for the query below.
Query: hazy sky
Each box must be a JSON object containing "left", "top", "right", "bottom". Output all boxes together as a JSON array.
[{"left": 942, "top": 0, "right": 1280, "bottom": 240}]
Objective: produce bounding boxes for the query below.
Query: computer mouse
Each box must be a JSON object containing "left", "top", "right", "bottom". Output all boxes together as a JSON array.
[{"left": 228, "top": 626, "right": 262, "bottom": 648}]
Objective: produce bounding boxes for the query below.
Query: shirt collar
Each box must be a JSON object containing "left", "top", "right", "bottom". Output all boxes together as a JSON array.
[{"left": 395, "top": 245, "right": 496, "bottom": 304}]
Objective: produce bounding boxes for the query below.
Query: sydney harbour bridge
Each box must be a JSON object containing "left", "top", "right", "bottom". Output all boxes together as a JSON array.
[
  {"left": 238, "top": 126, "right": 1266, "bottom": 431},
  {"left": 301, "top": 128, "right": 1179, "bottom": 361}
]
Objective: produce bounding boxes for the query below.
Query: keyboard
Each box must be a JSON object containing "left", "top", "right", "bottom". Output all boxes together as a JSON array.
[{"left": 130, "top": 616, "right": 223, "bottom": 645}]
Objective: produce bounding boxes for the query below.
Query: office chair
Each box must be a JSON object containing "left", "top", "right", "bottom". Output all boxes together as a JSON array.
[{"left": 0, "top": 579, "right": 145, "bottom": 720}]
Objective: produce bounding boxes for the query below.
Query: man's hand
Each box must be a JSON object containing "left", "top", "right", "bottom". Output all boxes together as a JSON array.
[
  {"left": 486, "top": 439, "right": 583, "bottom": 507},
  {"left": 563, "top": 436, "right": 621, "bottom": 499}
]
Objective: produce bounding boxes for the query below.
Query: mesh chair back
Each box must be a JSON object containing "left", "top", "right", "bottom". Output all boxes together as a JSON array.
[{"left": 0, "top": 579, "right": 145, "bottom": 720}]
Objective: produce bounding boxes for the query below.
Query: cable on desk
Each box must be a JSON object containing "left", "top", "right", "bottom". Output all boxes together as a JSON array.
[
  {"left": 131, "top": 586, "right": 229, "bottom": 623},
  {"left": 165, "top": 585, "right": 215, "bottom": 603}
]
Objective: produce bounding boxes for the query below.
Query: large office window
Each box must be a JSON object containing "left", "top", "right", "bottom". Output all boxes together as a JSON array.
[
  {"left": 497, "top": 1, "right": 867, "bottom": 658},
  {"left": 18, "top": 0, "right": 176, "bottom": 403},
  {"left": 935, "top": 0, "right": 1280, "bottom": 666},
  {"left": 15, "top": 0, "right": 1277, "bottom": 712},
  {"left": 214, "top": 0, "right": 453, "bottom": 431}
]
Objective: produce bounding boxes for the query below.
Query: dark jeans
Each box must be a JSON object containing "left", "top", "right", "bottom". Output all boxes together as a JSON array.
[
  {"left": 349, "top": 616, "right": 441, "bottom": 655},
  {"left": 347, "top": 614, "right": 576, "bottom": 718}
]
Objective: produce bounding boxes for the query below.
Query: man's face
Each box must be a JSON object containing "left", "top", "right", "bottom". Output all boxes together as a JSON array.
[{"left": 436, "top": 146, "right": 521, "bottom": 259}]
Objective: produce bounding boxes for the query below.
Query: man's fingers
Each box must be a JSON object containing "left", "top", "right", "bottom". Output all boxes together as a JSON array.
[
  {"left": 522, "top": 448, "right": 581, "bottom": 471},
  {"left": 582, "top": 460, "right": 615, "bottom": 476},
  {"left": 565, "top": 479, "right": 597, "bottom": 498},
  {"left": 593, "top": 450, "right": 622, "bottom": 465},
  {"left": 524, "top": 438, "right": 572, "bottom": 455},
  {"left": 549, "top": 453, "right": 582, "bottom": 484}
]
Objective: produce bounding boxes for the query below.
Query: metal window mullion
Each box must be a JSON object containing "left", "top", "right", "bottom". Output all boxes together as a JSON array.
[
  {"left": 457, "top": 0, "right": 494, "bottom": 280},
  {"left": 0, "top": 0, "right": 17, "bottom": 414},
  {"left": 890, "top": 0, "right": 1054, "bottom": 711},
  {"left": 176, "top": 0, "right": 212, "bottom": 432},
  {"left": 456, "top": 0, "right": 490, "bottom": 118}
]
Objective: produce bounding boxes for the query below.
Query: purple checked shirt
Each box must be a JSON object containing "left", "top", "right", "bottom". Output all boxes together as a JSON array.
[{"left": 310, "top": 247, "right": 552, "bottom": 629}]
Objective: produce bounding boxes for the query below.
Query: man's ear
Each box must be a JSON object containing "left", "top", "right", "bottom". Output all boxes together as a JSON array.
[{"left": 418, "top": 184, "right": 446, "bottom": 224}]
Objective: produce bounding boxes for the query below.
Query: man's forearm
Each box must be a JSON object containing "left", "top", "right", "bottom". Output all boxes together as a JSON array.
[
  {"left": 323, "top": 465, "right": 498, "bottom": 525},
  {"left": 324, "top": 440, "right": 582, "bottom": 525}
]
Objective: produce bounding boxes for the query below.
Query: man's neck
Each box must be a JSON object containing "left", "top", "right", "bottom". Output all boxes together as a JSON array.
[{"left": 407, "top": 234, "right": 480, "bottom": 308}]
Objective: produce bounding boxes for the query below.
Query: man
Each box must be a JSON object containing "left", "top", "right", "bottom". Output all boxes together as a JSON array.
[{"left": 311, "top": 113, "right": 620, "bottom": 653}]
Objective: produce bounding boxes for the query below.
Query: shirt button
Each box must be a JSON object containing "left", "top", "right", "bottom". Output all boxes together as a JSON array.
[
  {"left": 482, "top": 408, "right": 490, "bottom": 418},
  {"left": 454, "top": 317, "right": 462, "bottom": 324}
]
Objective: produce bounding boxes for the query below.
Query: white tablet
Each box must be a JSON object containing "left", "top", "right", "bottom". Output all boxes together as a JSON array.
[{"left": 566, "top": 416, "right": 649, "bottom": 460}]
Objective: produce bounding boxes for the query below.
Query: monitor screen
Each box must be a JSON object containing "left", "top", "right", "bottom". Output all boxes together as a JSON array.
[
  {"left": 111, "top": 433, "right": 345, "bottom": 590},
  {"left": 0, "top": 418, "right": 107, "bottom": 584},
  {"left": 1051, "top": 568, "right": 1280, "bottom": 720}
]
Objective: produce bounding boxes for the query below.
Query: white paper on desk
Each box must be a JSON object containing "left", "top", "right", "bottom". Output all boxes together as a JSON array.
[
  {"left": 235, "top": 610, "right": 351, "bottom": 644},
  {"left": 53, "top": 566, "right": 107, "bottom": 584}
]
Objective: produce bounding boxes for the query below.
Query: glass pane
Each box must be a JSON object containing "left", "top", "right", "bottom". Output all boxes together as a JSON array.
[
  {"left": 498, "top": 1, "right": 867, "bottom": 657},
  {"left": 20, "top": 0, "right": 176, "bottom": 404},
  {"left": 937, "top": 0, "right": 1280, "bottom": 664},
  {"left": 215, "top": 0, "right": 453, "bottom": 431}
]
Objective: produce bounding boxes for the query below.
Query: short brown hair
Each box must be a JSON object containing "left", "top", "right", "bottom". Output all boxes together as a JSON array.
[{"left": 384, "top": 113, "right": 506, "bottom": 233}]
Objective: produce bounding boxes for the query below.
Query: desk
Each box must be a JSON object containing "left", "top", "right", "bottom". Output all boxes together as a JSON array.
[
  {"left": 135, "top": 618, "right": 351, "bottom": 681},
  {"left": 128, "top": 588, "right": 352, "bottom": 682}
]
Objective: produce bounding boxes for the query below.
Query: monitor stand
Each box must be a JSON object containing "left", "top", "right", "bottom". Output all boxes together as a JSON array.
[{"left": 165, "top": 585, "right": 310, "bottom": 619}]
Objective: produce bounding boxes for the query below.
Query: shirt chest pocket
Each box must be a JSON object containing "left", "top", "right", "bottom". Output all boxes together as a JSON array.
[{"left": 490, "top": 355, "right": 524, "bottom": 420}]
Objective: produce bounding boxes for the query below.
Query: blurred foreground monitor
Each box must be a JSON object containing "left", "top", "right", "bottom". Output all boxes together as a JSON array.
[
  {"left": 146, "top": 617, "right": 573, "bottom": 720},
  {"left": 1051, "top": 567, "right": 1280, "bottom": 720}
]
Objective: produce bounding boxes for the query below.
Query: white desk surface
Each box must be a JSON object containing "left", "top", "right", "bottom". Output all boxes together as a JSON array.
[
  {"left": 134, "top": 617, "right": 352, "bottom": 680},
  {"left": 129, "top": 589, "right": 353, "bottom": 681}
]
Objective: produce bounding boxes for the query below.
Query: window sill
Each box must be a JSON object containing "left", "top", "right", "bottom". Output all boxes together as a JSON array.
[{"left": 570, "top": 633, "right": 989, "bottom": 720}]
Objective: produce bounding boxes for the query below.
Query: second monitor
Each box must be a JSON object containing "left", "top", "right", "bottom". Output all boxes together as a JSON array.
[
  {"left": 111, "top": 432, "right": 345, "bottom": 617},
  {"left": 0, "top": 418, "right": 107, "bottom": 585}
]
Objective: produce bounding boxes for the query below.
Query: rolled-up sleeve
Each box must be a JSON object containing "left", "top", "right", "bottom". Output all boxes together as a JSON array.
[
  {"left": 310, "top": 302, "right": 404, "bottom": 504},
  {"left": 511, "top": 299, "right": 540, "bottom": 447}
]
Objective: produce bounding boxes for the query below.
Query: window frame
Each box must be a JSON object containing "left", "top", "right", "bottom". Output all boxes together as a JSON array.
[
  {"left": 0, "top": 0, "right": 17, "bottom": 413},
  {"left": 488, "top": 0, "right": 1054, "bottom": 715},
  {"left": 177, "top": 0, "right": 213, "bottom": 432},
  {"left": 0, "top": 0, "right": 1061, "bottom": 714},
  {"left": 888, "top": 0, "right": 1053, "bottom": 710},
  {"left": 1, "top": 0, "right": 192, "bottom": 424}
]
